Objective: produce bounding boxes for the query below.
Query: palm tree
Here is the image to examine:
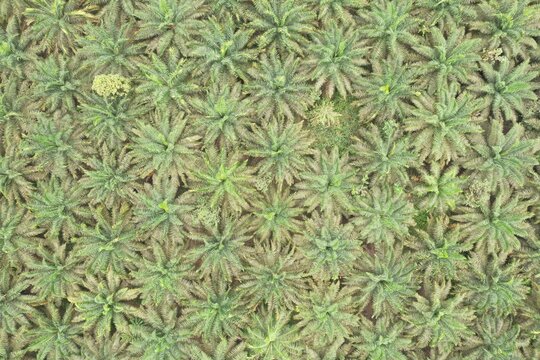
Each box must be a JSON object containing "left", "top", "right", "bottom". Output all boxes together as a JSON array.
[
  {"left": 347, "top": 245, "right": 418, "bottom": 317},
  {"left": 468, "top": 59, "right": 539, "bottom": 122},
  {"left": 452, "top": 184, "right": 535, "bottom": 254},
  {"left": 239, "top": 243, "right": 309, "bottom": 311},
  {"left": 190, "top": 81, "right": 254, "bottom": 148},
  {"left": 23, "top": 0, "right": 97, "bottom": 53},
  {"left": 245, "top": 117, "right": 314, "bottom": 189},
  {"left": 306, "top": 24, "right": 367, "bottom": 98},
  {"left": 247, "top": 0, "right": 315, "bottom": 55},
  {"left": 187, "top": 147, "right": 256, "bottom": 214},
  {"left": 69, "top": 271, "right": 139, "bottom": 338},
  {"left": 351, "top": 121, "right": 416, "bottom": 187},
  {"left": 295, "top": 146, "right": 358, "bottom": 215},
  {"left": 413, "top": 24, "right": 481, "bottom": 92},
  {"left": 131, "top": 240, "right": 190, "bottom": 305},
  {"left": 407, "top": 216, "right": 471, "bottom": 280},
  {"left": 131, "top": 175, "right": 193, "bottom": 243},
  {"left": 296, "top": 211, "right": 361, "bottom": 280},
  {"left": 352, "top": 186, "right": 415, "bottom": 247},
  {"left": 190, "top": 15, "right": 257, "bottom": 82},
  {"left": 129, "top": 108, "right": 200, "bottom": 182},
  {"left": 26, "top": 303, "right": 83, "bottom": 359},
  {"left": 354, "top": 55, "right": 417, "bottom": 121},
  {"left": 404, "top": 280, "right": 475, "bottom": 352},
  {"left": 183, "top": 280, "right": 246, "bottom": 341},
  {"left": 134, "top": 0, "right": 206, "bottom": 55},
  {"left": 245, "top": 50, "right": 314, "bottom": 120},
  {"left": 470, "top": 0, "right": 540, "bottom": 58},
  {"left": 404, "top": 82, "right": 483, "bottom": 164},
  {"left": 71, "top": 204, "right": 141, "bottom": 275},
  {"left": 307, "top": 0, "right": 363, "bottom": 26},
  {"left": 359, "top": 0, "right": 417, "bottom": 57},
  {"left": 136, "top": 52, "right": 199, "bottom": 111},
  {"left": 460, "top": 252, "right": 528, "bottom": 316},
  {"left": 77, "top": 15, "right": 144, "bottom": 75},
  {"left": 352, "top": 316, "right": 412, "bottom": 360},
  {"left": 295, "top": 281, "right": 358, "bottom": 346},
  {"left": 462, "top": 120, "right": 539, "bottom": 190},
  {"left": 245, "top": 310, "right": 302, "bottom": 359},
  {"left": 251, "top": 186, "right": 303, "bottom": 244},
  {"left": 187, "top": 215, "right": 251, "bottom": 282},
  {"left": 79, "top": 146, "right": 139, "bottom": 208}
]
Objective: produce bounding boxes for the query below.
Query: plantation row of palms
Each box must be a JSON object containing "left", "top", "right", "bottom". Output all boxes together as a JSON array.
[{"left": 1, "top": 0, "right": 540, "bottom": 359}]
